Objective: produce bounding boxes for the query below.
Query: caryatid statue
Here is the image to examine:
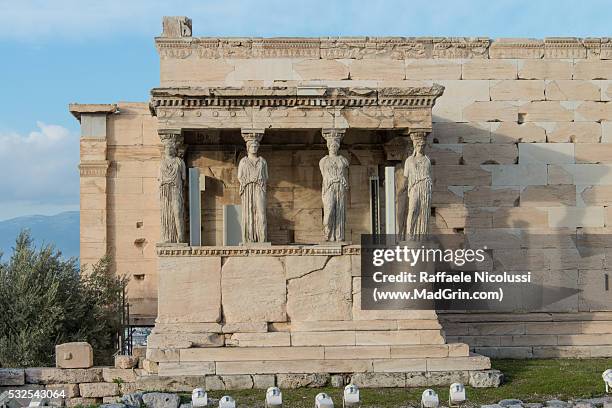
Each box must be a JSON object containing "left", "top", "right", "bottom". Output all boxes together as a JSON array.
[
  {"left": 403, "top": 131, "right": 433, "bottom": 240},
  {"left": 159, "top": 131, "right": 187, "bottom": 244},
  {"left": 238, "top": 130, "right": 268, "bottom": 244},
  {"left": 320, "top": 129, "right": 349, "bottom": 242}
]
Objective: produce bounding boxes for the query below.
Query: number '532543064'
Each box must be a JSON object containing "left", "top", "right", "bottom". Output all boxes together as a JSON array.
[{"left": 7, "top": 389, "right": 66, "bottom": 399}]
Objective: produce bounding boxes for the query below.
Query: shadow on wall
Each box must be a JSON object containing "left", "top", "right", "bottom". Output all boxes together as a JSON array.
[{"left": 424, "top": 117, "right": 612, "bottom": 320}]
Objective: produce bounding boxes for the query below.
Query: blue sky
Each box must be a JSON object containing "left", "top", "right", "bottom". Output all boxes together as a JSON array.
[{"left": 0, "top": 0, "right": 611, "bottom": 220}]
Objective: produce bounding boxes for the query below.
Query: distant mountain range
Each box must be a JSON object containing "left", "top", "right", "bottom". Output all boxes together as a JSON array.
[{"left": 0, "top": 211, "right": 79, "bottom": 260}]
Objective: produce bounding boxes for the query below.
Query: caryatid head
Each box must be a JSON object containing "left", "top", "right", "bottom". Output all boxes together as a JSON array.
[
  {"left": 322, "top": 129, "right": 345, "bottom": 157},
  {"left": 242, "top": 130, "right": 264, "bottom": 156},
  {"left": 160, "top": 133, "right": 182, "bottom": 158},
  {"left": 410, "top": 132, "right": 428, "bottom": 155}
]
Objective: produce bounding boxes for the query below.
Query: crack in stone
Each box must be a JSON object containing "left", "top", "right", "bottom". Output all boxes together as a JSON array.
[{"left": 286, "top": 256, "right": 332, "bottom": 282}]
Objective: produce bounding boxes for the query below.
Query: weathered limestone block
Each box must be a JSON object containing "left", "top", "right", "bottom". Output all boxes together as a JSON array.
[
  {"left": 158, "top": 362, "right": 215, "bottom": 376},
  {"left": 350, "top": 372, "right": 406, "bottom": 387},
  {"left": 574, "top": 61, "right": 612, "bottom": 80},
  {"left": 115, "top": 355, "right": 139, "bottom": 369},
  {"left": 119, "top": 375, "right": 207, "bottom": 394},
  {"left": 221, "top": 322, "right": 268, "bottom": 333},
  {"left": 548, "top": 207, "right": 605, "bottom": 228},
  {"left": 292, "top": 331, "right": 356, "bottom": 347},
  {"left": 405, "top": 59, "right": 461, "bottom": 79},
  {"left": 25, "top": 368, "right": 103, "bottom": 384},
  {"left": 491, "top": 122, "right": 547, "bottom": 143},
  {"left": 520, "top": 185, "right": 576, "bottom": 206},
  {"left": 483, "top": 164, "right": 547, "bottom": 186},
  {"left": 142, "top": 392, "right": 180, "bottom": 408},
  {"left": 102, "top": 368, "right": 138, "bottom": 383},
  {"left": 462, "top": 144, "right": 517, "bottom": 165},
  {"left": 427, "top": 371, "right": 469, "bottom": 386},
  {"left": 324, "top": 346, "right": 390, "bottom": 360},
  {"left": 406, "top": 372, "right": 429, "bottom": 387},
  {"left": 492, "top": 208, "right": 548, "bottom": 228},
  {"left": 276, "top": 373, "right": 330, "bottom": 388},
  {"left": 575, "top": 101, "right": 612, "bottom": 122},
  {"left": 181, "top": 346, "right": 324, "bottom": 362},
  {"left": 226, "top": 332, "right": 290, "bottom": 347},
  {"left": 372, "top": 358, "right": 426, "bottom": 372},
  {"left": 79, "top": 382, "right": 119, "bottom": 398},
  {"left": 519, "top": 101, "right": 574, "bottom": 122},
  {"left": 464, "top": 186, "right": 520, "bottom": 207},
  {"left": 462, "top": 60, "right": 517, "bottom": 79},
  {"left": 46, "top": 383, "right": 80, "bottom": 398},
  {"left": 221, "top": 256, "right": 286, "bottom": 323},
  {"left": 518, "top": 60, "right": 573, "bottom": 80},
  {"left": 0, "top": 368, "right": 24, "bottom": 386},
  {"left": 463, "top": 101, "right": 517, "bottom": 122},
  {"left": 157, "top": 256, "right": 221, "bottom": 323},
  {"left": 55, "top": 342, "right": 93, "bottom": 369},
  {"left": 433, "top": 165, "right": 492, "bottom": 186},
  {"left": 490, "top": 80, "right": 545, "bottom": 101},
  {"left": 349, "top": 59, "right": 405, "bottom": 80},
  {"left": 146, "top": 348, "right": 180, "bottom": 363},
  {"left": 146, "top": 332, "right": 224, "bottom": 349},
  {"left": 293, "top": 59, "right": 349, "bottom": 80},
  {"left": 469, "top": 369, "right": 504, "bottom": 388},
  {"left": 545, "top": 80, "right": 601, "bottom": 101},
  {"left": 285, "top": 255, "right": 328, "bottom": 280},
  {"left": 287, "top": 255, "right": 352, "bottom": 321},
  {"left": 432, "top": 122, "right": 491, "bottom": 143},
  {"left": 217, "top": 359, "right": 372, "bottom": 375},
  {"left": 142, "top": 359, "right": 158, "bottom": 374},
  {"left": 67, "top": 397, "right": 102, "bottom": 407},
  {"left": 579, "top": 185, "right": 612, "bottom": 205},
  {"left": 206, "top": 375, "right": 253, "bottom": 390},
  {"left": 547, "top": 122, "right": 601, "bottom": 143},
  {"left": 427, "top": 356, "right": 491, "bottom": 371}
]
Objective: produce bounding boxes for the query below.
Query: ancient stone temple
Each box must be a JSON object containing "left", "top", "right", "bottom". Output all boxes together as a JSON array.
[{"left": 72, "top": 16, "right": 612, "bottom": 385}]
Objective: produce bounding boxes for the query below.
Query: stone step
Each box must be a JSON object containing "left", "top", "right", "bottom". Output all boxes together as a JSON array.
[
  {"left": 214, "top": 355, "right": 490, "bottom": 375},
  {"left": 174, "top": 343, "right": 470, "bottom": 363}
]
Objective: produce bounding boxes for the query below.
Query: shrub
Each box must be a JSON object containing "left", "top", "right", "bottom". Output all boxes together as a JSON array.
[{"left": 0, "top": 230, "right": 127, "bottom": 367}]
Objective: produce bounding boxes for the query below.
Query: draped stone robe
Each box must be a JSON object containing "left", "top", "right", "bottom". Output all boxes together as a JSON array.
[
  {"left": 320, "top": 154, "right": 349, "bottom": 241},
  {"left": 403, "top": 153, "right": 433, "bottom": 239},
  {"left": 238, "top": 156, "right": 268, "bottom": 243},
  {"left": 160, "top": 156, "right": 186, "bottom": 243}
]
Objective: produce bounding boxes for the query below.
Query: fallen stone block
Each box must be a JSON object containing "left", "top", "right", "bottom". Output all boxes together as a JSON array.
[
  {"left": 55, "top": 342, "right": 93, "bottom": 369},
  {"left": 469, "top": 369, "right": 504, "bottom": 388},
  {"left": 115, "top": 355, "right": 139, "bottom": 369},
  {"left": 25, "top": 368, "right": 103, "bottom": 384},
  {"left": 0, "top": 369, "right": 24, "bottom": 386},
  {"left": 79, "top": 382, "right": 120, "bottom": 398},
  {"left": 142, "top": 392, "right": 180, "bottom": 408}
]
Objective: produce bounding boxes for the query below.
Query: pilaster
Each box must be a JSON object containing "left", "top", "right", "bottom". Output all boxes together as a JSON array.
[{"left": 70, "top": 104, "right": 117, "bottom": 269}]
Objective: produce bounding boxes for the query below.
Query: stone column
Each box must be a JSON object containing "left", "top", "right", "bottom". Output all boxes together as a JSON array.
[
  {"left": 320, "top": 129, "right": 349, "bottom": 242},
  {"left": 69, "top": 104, "right": 117, "bottom": 269},
  {"left": 158, "top": 129, "right": 187, "bottom": 244},
  {"left": 238, "top": 129, "right": 268, "bottom": 244}
]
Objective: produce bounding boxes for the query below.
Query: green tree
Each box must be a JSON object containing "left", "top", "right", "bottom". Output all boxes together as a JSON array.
[{"left": 0, "top": 230, "right": 127, "bottom": 367}]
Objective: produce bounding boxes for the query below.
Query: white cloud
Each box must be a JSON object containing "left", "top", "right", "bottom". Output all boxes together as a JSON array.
[{"left": 0, "top": 122, "right": 79, "bottom": 220}]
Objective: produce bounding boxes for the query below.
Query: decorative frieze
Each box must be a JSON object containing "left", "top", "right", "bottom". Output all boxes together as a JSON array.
[
  {"left": 79, "top": 161, "right": 109, "bottom": 177},
  {"left": 489, "top": 38, "right": 544, "bottom": 59},
  {"left": 155, "top": 35, "right": 612, "bottom": 61},
  {"left": 544, "top": 37, "right": 586, "bottom": 59},
  {"left": 156, "top": 244, "right": 361, "bottom": 257},
  {"left": 433, "top": 37, "right": 489, "bottom": 59},
  {"left": 150, "top": 85, "right": 445, "bottom": 113}
]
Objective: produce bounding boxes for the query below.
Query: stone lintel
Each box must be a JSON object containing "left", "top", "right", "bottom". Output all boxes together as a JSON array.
[{"left": 69, "top": 103, "right": 118, "bottom": 122}]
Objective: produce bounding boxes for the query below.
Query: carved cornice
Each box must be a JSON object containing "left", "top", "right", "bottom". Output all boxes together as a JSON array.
[
  {"left": 157, "top": 245, "right": 361, "bottom": 257},
  {"left": 150, "top": 85, "right": 445, "bottom": 115},
  {"left": 79, "top": 161, "right": 109, "bottom": 177},
  {"left": 156, "top": 36, "right": 612, "bottom": 60},
  {"left": 69, "top": 104, "right": 118, "bottom": 121}
]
